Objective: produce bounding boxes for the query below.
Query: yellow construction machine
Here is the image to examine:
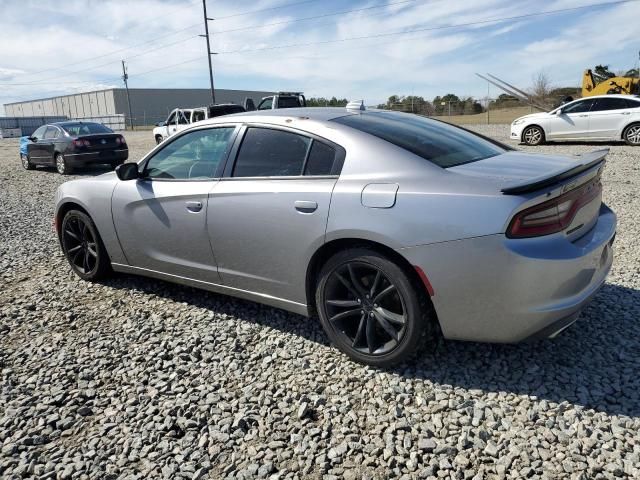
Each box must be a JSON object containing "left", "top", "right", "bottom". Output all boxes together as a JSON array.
[{"left": 582, "top": 69, "right": 640, "bottom": 96}]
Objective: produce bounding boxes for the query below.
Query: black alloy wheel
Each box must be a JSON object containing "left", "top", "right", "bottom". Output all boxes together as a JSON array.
[
  {"left": 61, "top": 210, "right": 111, "bottom": 280},
  {"left": 316, "top": 248, "right": 430, "bottom": 366}
]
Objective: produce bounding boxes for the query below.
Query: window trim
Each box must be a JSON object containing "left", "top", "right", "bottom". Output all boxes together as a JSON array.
[
  {"left": 222, "top": 123, "right": 346, "bottom": 180},
  {"left": 137, "top": 124, "right": 241, "bottom": 182}
]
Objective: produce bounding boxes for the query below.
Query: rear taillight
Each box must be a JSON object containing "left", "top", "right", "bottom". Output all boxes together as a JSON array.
[
  {"left": 73, "top": 139, "right": 90, "bottom": 147},
  {"left": 507, "top": 179, "right": 602, "bottom": 238},
  {"left": 116, "top": 136, "right": 126, "bottom": 145}
]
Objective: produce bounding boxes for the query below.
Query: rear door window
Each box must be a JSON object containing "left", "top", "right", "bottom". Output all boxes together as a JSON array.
[
  {"left": 233, "top": 128, "right": 311, "bottom": 177},
  {"left": 591, "top": 97, "right": 630, "bottom": 111}
]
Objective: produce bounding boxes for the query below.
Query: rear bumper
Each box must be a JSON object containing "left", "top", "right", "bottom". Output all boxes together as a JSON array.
[
  {"left": 398, "top": 204, "right": 616, "bottom": 343},
  {"left": 65, "top": 149, "right": 128, "bottom": 166}
]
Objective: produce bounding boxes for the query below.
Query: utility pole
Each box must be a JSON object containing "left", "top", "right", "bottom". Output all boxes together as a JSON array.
[
  {"left": 121, "top": 60, "right": 134, "bottom": 130},
  {"left": 201, "top": 0, "right": 216, "bottom": 104}
]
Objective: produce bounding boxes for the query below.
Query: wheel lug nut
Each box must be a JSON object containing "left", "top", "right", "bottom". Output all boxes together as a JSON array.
[
  {"left": 360, "top": 310, "right": 364, "bottom": 314},
  {"left": 357, "top": 298, "right": 361, "bottom": 303},
  {"left": 369, "top": 312, "right": 374, "bottom": 317}
]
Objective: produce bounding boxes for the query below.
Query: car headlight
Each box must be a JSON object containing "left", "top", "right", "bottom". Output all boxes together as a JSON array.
[{"left": 512, "top": 119, "right": 525, "bottom": 126}]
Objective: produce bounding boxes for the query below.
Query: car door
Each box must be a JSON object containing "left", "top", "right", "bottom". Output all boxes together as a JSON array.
[
  {"left": 588, "top": 97, "right": 633, "bottom": 139},
  {"left": 545, "top": 98, "right": 595, "bottom": 139},
  {"left": 111, "top": 125, "right": 239, "bottom": 283},
  {"left": 165, "top": 110, "right": 178, "bottom": 138},
  {"left": 41, "top": 126, "right": 60, "bottom": 164},
  {"left": 208, "top": 125, "right": 344, "bottom": 304},
  {"left": 27, "top": 126, "right": 47, "bottom": 163}
]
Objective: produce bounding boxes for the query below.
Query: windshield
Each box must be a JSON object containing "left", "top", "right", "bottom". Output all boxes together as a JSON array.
[
  {"left": 332, "top": 112, "right": 506, "bottom": 168},
  {"left": 61, "top": 122, "right": 113, "bottom": 136}
]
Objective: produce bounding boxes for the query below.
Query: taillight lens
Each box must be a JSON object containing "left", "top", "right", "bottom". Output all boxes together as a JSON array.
[
  {"left": 73, "top": 139, "right": 90, "bottom": 147},
  {"left": 116, "top": 136, "right": 126, "bottom": 145},
  {"left": 507, "top": 179, "right": 602, "bottom": 238}
]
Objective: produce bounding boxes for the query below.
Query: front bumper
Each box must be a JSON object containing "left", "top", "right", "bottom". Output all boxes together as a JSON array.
[
  {"left": 398, "top": 204, "right": 616, "bottom": 343},
  {"left": 65, "top": 149, "right": 128, "bottom": 166},
  {"left": 510, "top": 123, "right": 525, "bottom": 141}
]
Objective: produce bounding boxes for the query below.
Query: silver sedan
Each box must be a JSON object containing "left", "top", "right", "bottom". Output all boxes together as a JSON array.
[{"left": 54, "top": 108, "right": 616, "bottom": 366}]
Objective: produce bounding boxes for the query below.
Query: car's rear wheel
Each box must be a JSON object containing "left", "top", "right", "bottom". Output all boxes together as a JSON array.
[
  {"left": 316, "top": 248, "right": 430, "bottom": 367},
  {"left": 56, "top": 153, "right": 71, "bottom": 175},
  {"left": 21, "top": 154, "right": 34, "bottom": 170},
  {"left": 61, "top": 210, "right": 111, "bottom": 281},
  {"left": 623, "top": 123, "right": 640, "bottom": 146},
  {"left": 522, "top": 125, "right": 544, "bottom": 146}
]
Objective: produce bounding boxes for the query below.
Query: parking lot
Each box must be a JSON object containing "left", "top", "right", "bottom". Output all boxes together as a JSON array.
[{"left": 1, "top": 126, "right": 639, "bottom": 479}]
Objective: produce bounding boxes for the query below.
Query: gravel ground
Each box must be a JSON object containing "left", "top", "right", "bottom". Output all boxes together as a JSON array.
[{"left": 1, "top": 125, "right": 639, "bottom": 479}]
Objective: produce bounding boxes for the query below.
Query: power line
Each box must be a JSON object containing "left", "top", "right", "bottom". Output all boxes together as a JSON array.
[
  {"left": 217, "top": 0, "right": 639, "bottom": 54},
  {"left": 215, "top": 0, "right": 321, "bottom": 20},
  {"left": 212, "top": 0, "right": 421, "bottom": 35}
]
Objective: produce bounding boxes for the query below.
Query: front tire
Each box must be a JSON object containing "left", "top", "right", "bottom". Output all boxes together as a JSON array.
[
  {"left": 155, "top": 135, "right": 163, "bottom": 145},
  {"left": 61, "top": 210, "right": 111, "bottom": 281},
  {"left": 623, "top": 123, "right": 640, "bottom": 146},
  {"left": 56, "top": 153, "right": 71, "bottom": 175},
  {"left": 315, "top": 248, "right": 430, "bottom": 367},
  {"left": 522, "top": 125, "right": 545, "bottom": 146},
  {"left": 21, "top": 154, "right": 34, "bottom": 170}
]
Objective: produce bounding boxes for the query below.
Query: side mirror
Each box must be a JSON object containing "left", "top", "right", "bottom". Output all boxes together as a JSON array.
[
  {"left": 116, "top": 162, "right": 139, "bottom": 181},
  {"left": 28, "top": 136, "right": 36, "bottom": 142},
  {"left": 555, "top": 109, "right": 562, "bottom": 116}
]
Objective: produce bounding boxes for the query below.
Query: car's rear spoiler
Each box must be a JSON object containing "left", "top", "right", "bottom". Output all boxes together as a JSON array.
[{"left": 501, "top": 149, "right": 608, "bottom": 195}]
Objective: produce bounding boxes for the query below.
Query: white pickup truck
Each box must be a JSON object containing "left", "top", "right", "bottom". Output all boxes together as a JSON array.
[{"left": 153, "top": 104, "right": 245, "bottom": 144}]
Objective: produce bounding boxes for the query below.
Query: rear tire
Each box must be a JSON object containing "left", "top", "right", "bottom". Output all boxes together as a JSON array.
[
  {"left": 315, "top": 248, "right": 431, "bottom": 367},
  {"left": 522, "top": 125, "right": 544, "bottom": 146},
  {"left": 623, "top": 123, "right": 640, "bottom": 146},
  {"left": 60, "top": 210, "right": 111, "bottom": 281},
  {"left": 56, "top": 153, "right": 72, "bottom": 175},
  {"left": 21, "top": 154, "right": 34, "bottom": 170}
]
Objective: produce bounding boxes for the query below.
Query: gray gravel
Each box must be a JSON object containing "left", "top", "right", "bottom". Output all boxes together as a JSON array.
[{"left": 1, "top": 126, "right": 639, "bottom": 479}]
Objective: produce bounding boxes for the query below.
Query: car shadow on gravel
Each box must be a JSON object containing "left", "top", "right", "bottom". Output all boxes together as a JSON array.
[
  {"left": 396, "top": 283, "right": 640, "bottom": 418},
  {"left": 102, "top": 275, "right": 639, "bottom": 418}
]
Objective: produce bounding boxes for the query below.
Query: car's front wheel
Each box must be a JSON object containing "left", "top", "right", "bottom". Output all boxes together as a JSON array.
[
  {"left": 522, "top": 125, "right": 545, "bottom": 146},
  {"left": 155, "top": 135, "right": 163, "bottom": 145},
  {"left": 623, "top": 123, "right": 640, "bottom": 146},
  {"left": 56, "top": 153, "right": 71, "bottom": 175},
  {"left": 21, "top": 154, "right": 34, "bottom": 170},
  {"left": 316, "top": 248, "right": 430, "bottom": 367},
  {"left": 60, "top": 210, "right": 111, "bottom": 281}
]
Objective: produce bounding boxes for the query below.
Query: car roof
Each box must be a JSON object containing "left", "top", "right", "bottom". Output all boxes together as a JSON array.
[
  {"left": 51, "top": 121, "right": 101, "bottom": 126},
  {"left": 204, "top": 107, "right": 357, "bottom": 123}
]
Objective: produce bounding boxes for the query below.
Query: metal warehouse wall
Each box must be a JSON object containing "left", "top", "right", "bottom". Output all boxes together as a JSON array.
[
  {"left": 112, "top": 88, "right": 275, "bottom": 126},
  {"left": 4, "top": 90, "right": 116, "bottom": 118},
  {"left": 4, "top": 88, "right": 275, "bottom": 127}
]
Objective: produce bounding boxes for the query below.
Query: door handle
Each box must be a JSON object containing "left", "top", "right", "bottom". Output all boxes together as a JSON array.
[
  {"left": 186, "top": 201, "right": 203, "bottom": 212},
  {"left": 578, "top": 114, "right": 589, "bottom": 117},
  {"left": 621, "top": 112, "right": 631, "bottom": 115},
  {"left": 294, "top": 200, "right": 318, "bottom": 213}
]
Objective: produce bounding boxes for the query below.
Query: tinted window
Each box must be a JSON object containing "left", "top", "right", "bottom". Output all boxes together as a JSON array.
[
  {"left": 591, "top": 97, "right": 632, "bottom": 111},
  {"left": 31, "top": 126, "right": 47, "bottom": 140},
  {"left": 304, "top": 141, "right": 335, "bottom": 175},
  {"left": 211, "top": 105, "right": 244, "bottom": 116},
  {"left": 233, "top": 128, "right": 311, "bottom": 177},
  {"left": 627, "top": 98, "right": 640, "bottom": 108},
  {"left": 277, "top": 97, "right": 302, "bottom": 108},
  {"left": 44, "top": 127, "right": 59, "bottom": 139},
  {"left": 61, "top": 123, "right": 112, "bottom": 136},
  {"left": 144, "top": 127, "right": 235, "bottom": 180},
  {"left": 562, "top": 99, "right": 594, "bottom": 114},
  {"left": 332, "top": 112, "right": 505, "bottom": 168},
  {"left": 166, "top": 111, "right": 177, "bottom": 124}
]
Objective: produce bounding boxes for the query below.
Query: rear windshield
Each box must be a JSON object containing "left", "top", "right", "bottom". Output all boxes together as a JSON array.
[
  {"left": 61, "top": 123, "right": 113, "bottom": 136},
  {"left": 332, "top": 112, "right": 506, "bottom": 168},
  {"left": 277, "top": 97, "right": 302, "bottom": 108},
  {"left": 211, "top": 105, "right": 245, "bottom": 117}
]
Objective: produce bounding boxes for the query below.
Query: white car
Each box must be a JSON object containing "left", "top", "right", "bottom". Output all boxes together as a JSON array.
[
  {"left": 511, "top": 94, "right": 640, "bottom": 146},
  {"left": 153, "top": 104, "right": 245, "bottom": 144}
]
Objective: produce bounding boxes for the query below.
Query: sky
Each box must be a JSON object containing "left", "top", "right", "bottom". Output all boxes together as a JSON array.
[{"left": 1, "top": 0, "right": 639, "bottom": 113}]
